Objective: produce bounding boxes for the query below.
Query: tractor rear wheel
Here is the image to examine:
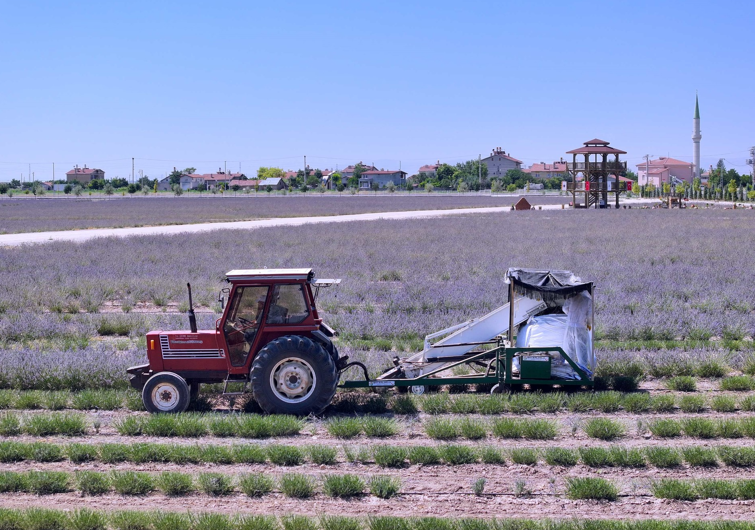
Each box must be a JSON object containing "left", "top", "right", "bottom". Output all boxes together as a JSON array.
[
  {"left": 142, "top": 372, "right": 191, "bottom": 413},
  {"left": 251, "top": 335, "right": 337, "bottom": 416}
]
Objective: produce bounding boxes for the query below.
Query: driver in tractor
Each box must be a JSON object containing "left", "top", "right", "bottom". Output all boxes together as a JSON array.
[{"left": 224, "top": 288, "right": 268, "bottom": 366}]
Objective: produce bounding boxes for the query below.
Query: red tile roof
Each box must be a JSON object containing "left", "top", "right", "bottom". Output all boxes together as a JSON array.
[
  {"left": 66, "top": 168, "right": 101, "bottom": 175},
  {"left": 525, "top": 162, "right": 567, "bottom": 173},
  {"left": 229, "top": 179, "right": 259, "bottom": 187},
  {"left": 419, "top": 164, "right": 439, "bottom": 172}
]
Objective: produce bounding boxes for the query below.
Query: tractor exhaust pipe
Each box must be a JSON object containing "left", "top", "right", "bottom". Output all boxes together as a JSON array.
[{"left": 187, "top": 283, "right": 197, "bottom": 333}]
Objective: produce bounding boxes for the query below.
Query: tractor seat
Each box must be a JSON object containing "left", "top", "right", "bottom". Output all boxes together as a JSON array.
[{"left": 266, "top": 304, "right": 289, "bottom": 324}]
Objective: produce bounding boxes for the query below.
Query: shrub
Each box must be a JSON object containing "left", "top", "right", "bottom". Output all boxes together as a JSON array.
[
  {"left": 110, "top": 471, "right": 154, "bottom": 495},
  {"left": 44, "top": 392, "right": 70, "bottom": 411},
  {"left": 343, "top": 445, "right": 371, "bottom": 464},
  {"left": 438, "top": 444, "right": 476, "bottom": 465},
  {"left": 458, "top": 418, "right": 487, "bottom": 440},
  {"left": 721, "top": 376, "right": 755, "bottom": 391},
  {"left": 110, "top": 511, "right": 152, "bottom": 530},
  {"left": 280, "top": 516, "right": 317, "bottom": 530},
  {"left": 372, "top": 445, "right": 407, "bottom": 467},
  {"left": 681, "top": 418, "right": 717, "bottom": 438},
  {"left": 362, "top": 417, "right": 399, "bottom": 437},
  {"left": 491, "top": 418, "right": 522, "bottom": 438},
  {"left": 522, "top": 419, "right": 558, "bottom": 439},
  {"left": 543, "top": 447, "right": 578, "bottom": 466},
  {"left": 566, "top": 393, "right": 592, "bottom": 412},
  {"left": 477, "top": 395, "right": 507, "bottom": 415},
  {"left": 477, "top": 445, "right": 505, "bottom": 464},
  {"left": 67, "top": 443, "right": 98, "bottom": 463},
  {"left": 174, "top": 414, "right": 208, "bottom": 437},
  {"left": 26, "top": 471, "right": 71, "bottom": 495},
  {"left": 99, "top": 444, "right": 130, "bottom": 464},
  {"left": 0, "top": 471, "right": 26, "bottom": 493},
  {"left": 717, "top": 446, "right": 755, "bottom": 467},
  {"left": 666, "top": 376, "right": 697, "bottom": 392},
  {"left": 696, "top": 360, "right": 728, "bottom": 378},
  {"left": 369, "top": 475, "right": 401, "bottom": 499},
  {"left": 153, "top": 513, "right": 191, "bottom": 530},
  {"left": 678, "top": 395, "right": 706, "bottom": 413},
  {"left": 583, "top": 418, "right": 624, "bottom": 440},
  {"left": 651, "top": 479, "right": 697, "bottom": 501},
  {"left": 23, "top": 413, "right": 87, "bottom": 436},
  {"left": 645, "top": 447, "right": 682, "bottom": 468},
  {"left": 695, "top": 479, "right": 738, "bottom": 500},
  {"left": 622, "top": 393, "right": 651, "bottom": 413},
  {"left": 508, "top": 393, "right": 536, "bottom": 414},
  {"left": 407, "top": 446, "right": 440, "bottom": 465},
  {"left": 267, "top": 445, "right": 304, "bottom": 466},
  {"left": 23, "top": 509, "right": 68, "bottom": 530},
  {"left": 741, "top": 417, "right": 755, "bottom": 437},
  {"left": 425, "top": 418, "right": 459, "bottom": 440},
  {"left": 279, "top": 473, "right": 315, "bottom": 498},
  {"left": 609, "top": 447, "right": 646, "bottom": 467},
  {"left": 239, "top": 473, "right": 274, "bottom": 497},
  {"left": 198, "top": 472, "right": 234, "bottom": 496},
  {"left": 647, "top": 419, "right": 682, "bottom": 438},
  {"left": 739, "top": 395, "right": 755, "bottom": 411},
  {"left": 199, "top": 445, "right": 233, "bottom": 464},
  {"left": 308, "top": 444, "right": 338, "bottom": 465},
  {"left": 579, "top": 447, "right": 613, "bottom": 467},
  {"left": 141, "top": 415, "right": 178, "bottom": 437},
  {"left": 232, "top": 444, "right": 267, "bottom": 464},
  {"left": 650, "top": 394, "right": 676, "bottom": 413},
  {"left": 472, "top": 477, "right": 486, "bottom": 496},
  {"left": 390, "top": 396, "right": 418, "bottom": 414},
  {"left": 418, "top": 394, "right": 449, "bottom": 415},
  {"left": 129, "top": 443, "right": 171, "bottom": 463},
  {"left": 113, "top": 416, "right": 143, "bottom": 436},
  {"left": 592, "top": 391, "right": 622, "bottom": 413},
  {"left": 326, "top": 417, "right": 362, "bottom": 438},
  {"left": 68, "top": 508, "right": 108, "bottom": 530},
  {"left": 320, "top": 516, "right": 362, "bottom": 530},
  {"left": 28, "top": 442, "right": 64, "bottom": 462},
  {"left": 680, "top": 446, "right": 717, "bottom": 468},
  {"left": 0, "top": 441, "right": 25, "bottom": 463},
  {"left": 565, "top": 477, "right": 618, "bottom": 501},
  {"left": 323, "top": 474, "right": 364, "bottom": 498},
  {"left": 537, "top": 392, "right": 565, "bottom": 413},
  {"left": 717, "top": 419, "right": 743, "bottom": 438},
  {"left": 16, "top": 391, "right": 43, "bottom": 410},
  {"left": 0, "top": 413, "right": 20, "bottom": 436},
  {"left": 75, "top": 471, "right": 111, "bottom": 496},
  {"left": 510, "top": 448, "right": 538, "bottom": 465},
  {"left": 192, "top": 513, "right": 234, "bottom": 530},
  {"left": 156, "top": 472, "right": 194, "bottom": 496},
  {"left": 449, "top": 395, "right": 479, "bottom": 414},
  {"left": 738, "top": 480, "right": 755, "bottom": 500}
]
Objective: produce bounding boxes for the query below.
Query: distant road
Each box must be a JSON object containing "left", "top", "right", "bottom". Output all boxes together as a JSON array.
[{"left": 0, "top": 204, "right": 570, "bottom": 247}]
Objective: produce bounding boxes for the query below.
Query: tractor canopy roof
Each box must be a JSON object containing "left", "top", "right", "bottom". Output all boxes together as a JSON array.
[
  {"left": 506, "top": 268, "right": 592, "bottom": 303},
  {"left": 226, "top": 268, "right": 314, "bottom": 282}
]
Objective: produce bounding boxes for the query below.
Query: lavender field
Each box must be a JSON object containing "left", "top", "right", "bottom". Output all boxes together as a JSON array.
[
  {"left": 0, "top": 194, "right": 570, "bottom": 234},
  {"left": 1, "top": 208, "right": 754, "bottom": 388}
]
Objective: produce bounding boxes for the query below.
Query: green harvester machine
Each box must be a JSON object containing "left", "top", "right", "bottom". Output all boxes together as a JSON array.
[{"left": 342, "top": 268, "right": 596, "bottom": 393}]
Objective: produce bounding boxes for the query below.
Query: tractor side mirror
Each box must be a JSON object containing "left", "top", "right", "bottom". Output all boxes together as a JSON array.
[{"left": 218, "top": 288, "right": 229, "bottom": 310}]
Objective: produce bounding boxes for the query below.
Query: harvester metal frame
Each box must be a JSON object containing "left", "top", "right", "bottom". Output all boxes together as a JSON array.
[{"left": 341, "top": 269, "right": 595, "bottom": 392}]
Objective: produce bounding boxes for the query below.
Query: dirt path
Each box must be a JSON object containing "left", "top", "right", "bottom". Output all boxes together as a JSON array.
[
  {"left": 0, "top": 205, "right": 569, "bottom": 246},
  {"left": 1, "top": 492, "right": 753, "bottom": 521}
]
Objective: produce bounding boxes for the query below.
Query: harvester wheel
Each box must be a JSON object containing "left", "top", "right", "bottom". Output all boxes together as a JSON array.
[
  {"left": 142, "top": 372, "right": 191, "bottom": 413},
  {"left": 251, "top": 335, "right": 337, "bottom": 416}
]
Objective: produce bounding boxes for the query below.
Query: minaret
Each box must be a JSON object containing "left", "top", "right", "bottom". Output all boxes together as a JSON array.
[{"left": 692, "top": 93, "right": 702, "bottom": 180}]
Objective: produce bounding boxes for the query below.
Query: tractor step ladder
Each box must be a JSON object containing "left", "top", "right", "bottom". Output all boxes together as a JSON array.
[{"left": 222, "top": 375, "right": 250, "bottom": 396}]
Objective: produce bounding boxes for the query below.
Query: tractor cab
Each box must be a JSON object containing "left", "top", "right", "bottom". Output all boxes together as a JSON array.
[{"left": 128, "top": 269, "right": 344, "bottom": 415}]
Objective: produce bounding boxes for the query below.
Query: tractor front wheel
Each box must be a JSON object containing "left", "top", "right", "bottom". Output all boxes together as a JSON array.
[
  {"left": 142, "top": 372, "right": 191, "bottom": 414},
  {"left": 251, "top": 335, "right": 337, "bottom": 416}
]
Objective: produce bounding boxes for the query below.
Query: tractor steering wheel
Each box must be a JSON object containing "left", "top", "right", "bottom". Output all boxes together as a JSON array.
[{"left": 236, "top": 317, "right": 254, "bottom": 328}]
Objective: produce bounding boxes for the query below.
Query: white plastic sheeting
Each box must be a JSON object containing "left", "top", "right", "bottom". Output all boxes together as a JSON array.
[{"left": 515, "top": 291, "right": 594, "bottom": 380}]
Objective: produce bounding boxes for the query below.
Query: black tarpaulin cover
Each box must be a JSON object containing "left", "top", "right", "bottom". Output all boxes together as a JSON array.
[{"left": 506, "top": 268, "right": 592, "bottom": 302}]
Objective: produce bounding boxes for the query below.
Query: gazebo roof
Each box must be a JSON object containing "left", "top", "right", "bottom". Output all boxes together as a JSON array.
[{"left": 566, "top": 138, "right": 626, "bottom": 155}]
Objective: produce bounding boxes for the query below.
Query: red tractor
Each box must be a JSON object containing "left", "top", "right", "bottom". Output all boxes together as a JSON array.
[{"left": 127, "top": 269, "right": 354, "bottom": 415}]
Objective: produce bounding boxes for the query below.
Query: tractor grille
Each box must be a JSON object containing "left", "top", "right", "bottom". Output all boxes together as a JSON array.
[{"left": 159, "top": 335, "right": 224, "bottom": 359}]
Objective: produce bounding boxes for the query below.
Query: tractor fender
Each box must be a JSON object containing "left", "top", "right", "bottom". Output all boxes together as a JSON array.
[
  {"left": 311, "top": 329, "right": 339, "bottom": 363},
  {"left": 127, "top": 364, "right": 152, "bottom": 391}
]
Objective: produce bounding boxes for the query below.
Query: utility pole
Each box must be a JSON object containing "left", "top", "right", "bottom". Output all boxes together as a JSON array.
[
  {"left": 304, "top": 156, "right": 307, "bottom": 180},
  {"left": 748, "top": 147, "right": 755, "bottom": 186},
  {"left": 720, "top": 158, "right": 726, "bottom": 199},
  {"left": 132, "top": 158, "right": 135, "bottom": 184},
  {"left": 52, "top": 163, "right": 54, "bottom": 183},
  {"left": 643, "top": 155, "right": 651, "bottom": 196},
  {"left": 224, "top": 161, "right": 227, "bottom": 175}
]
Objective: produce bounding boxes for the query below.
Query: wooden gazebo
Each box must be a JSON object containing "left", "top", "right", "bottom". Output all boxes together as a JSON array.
[{"left": 566, "top": 139, "right": 628, "bottom": 208}]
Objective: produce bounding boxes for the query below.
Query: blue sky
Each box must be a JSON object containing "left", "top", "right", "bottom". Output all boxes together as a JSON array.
[{"left": 0, "top": 0, "right": 753, "bottom": 181}]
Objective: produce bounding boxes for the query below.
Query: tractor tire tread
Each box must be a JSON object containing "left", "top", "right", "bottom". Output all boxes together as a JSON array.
[{"left": 251, "top": 335, "right": 337, "bottom": 416}]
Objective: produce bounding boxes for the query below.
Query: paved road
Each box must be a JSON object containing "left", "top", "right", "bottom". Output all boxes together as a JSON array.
[{"left": 0, "top": 204, "right": 572, "bottom": 247}]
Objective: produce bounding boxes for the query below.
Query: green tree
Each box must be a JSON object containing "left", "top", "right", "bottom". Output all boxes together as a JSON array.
[
  {"left": 73, "top": 185, "right": 83, "bottom": 196},
  {"left": 127, "top": 184, "right": 137, "bottom": 194},
  {"left": 183, "top": 167, "right": 197, "bottom": 175},
  {"left": 506, "top": 183, "right": 517, "bottom": 192},
  {"left": 371, "top": 181, "right": 379, "bottom": 192},
  {"left": 386, "top": 181, "right": 396, "bottom": 193},
  {"left": 331, "top": 172, "right": 342, "bottom": 189},
  {"left": 103, "top": 183, "right": 114, "bottom": 196},
  {"left": 168, "top": 170, "right": 183, "bottom": 185},
  {"left": 63, "top": 184, "right": 73, "bottom": 194},
  {"left": 727, "top": 178, "right": 738, "bottom": 198},
  {"left": 306, "top": 174, "right": 320, "bottom": 188},
  {"left": 10, "top": 179, "right": 20, "bottom": 188},
  {"left": 172, "top": 184, "right": 183, "bottom": 196},
  {"left": 425, "top": 183, "right": 434, "bottom": 192},
  {"left": 111, "top": 178, "right": 128, "bottom": 188},
  {"left": 257, "top": 167, "right": 285, "bottom": 181},
  {"left": 89, "top": 179, "right": 105, "bottom": 190},
  {"left": 662, "top": 183, "right": 671, "bottom": 196},
  {"left": 625, "top": 170, "right": 638, "bottom": 181},
  {"left": 457, "top": 181, "right": 469, "bottom": 192}
]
